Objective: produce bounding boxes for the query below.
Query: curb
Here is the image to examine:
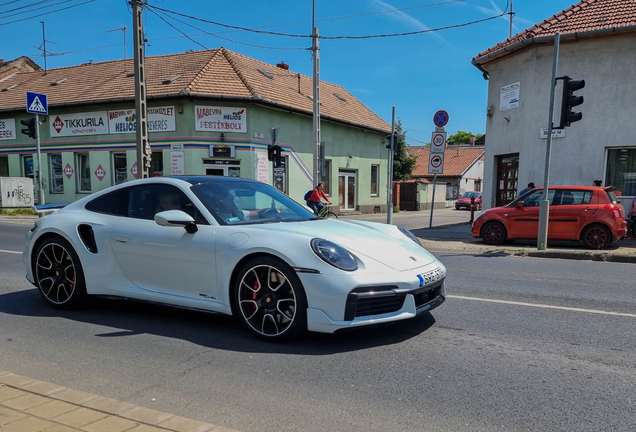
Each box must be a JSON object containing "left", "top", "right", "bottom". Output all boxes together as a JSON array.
[
  {"left": 0, "top": 370, "right": 239, "bottom": 432},
  {"left": 521, "top": 250, "right": 636, "bottom": 263},
  {"left": 414, "top": 221, "right": 471, "bottom": 231}
]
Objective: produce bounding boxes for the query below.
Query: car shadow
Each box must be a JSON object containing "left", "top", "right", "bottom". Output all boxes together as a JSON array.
[
  {"left": 0, "top": 288, "right": 437, "bottom": 355},
  {"left": 437, "top": 250, "right": 512, "bottom": 258}
]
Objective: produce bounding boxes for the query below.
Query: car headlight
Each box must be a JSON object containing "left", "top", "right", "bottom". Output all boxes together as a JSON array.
[
  {"left": 311, "top": 239, "right": 358, "bottom": 271},
  {"left": 398, "top": 226, "right": 422, "bottom": 247}
]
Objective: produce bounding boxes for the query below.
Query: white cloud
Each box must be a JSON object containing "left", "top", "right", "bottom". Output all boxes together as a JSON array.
[{"left": 370, "top": 0, "right": 449, "bottom": 44}]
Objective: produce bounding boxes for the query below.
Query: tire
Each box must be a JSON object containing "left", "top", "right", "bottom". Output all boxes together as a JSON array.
[
  {"left": 581, "top": 224, "right": 611, "bottom": 249},
  {"left": 33, "top": 236, "right": 87, "bottom": 309},
  {"left": 326, "top": 211, "right": 339, "bottom": 219},
  {"left": 232, "top": 256, "right": 307, "bottom": 342},
  {"left": 481, "top": 221, "right": 507, "bottom": 245}
]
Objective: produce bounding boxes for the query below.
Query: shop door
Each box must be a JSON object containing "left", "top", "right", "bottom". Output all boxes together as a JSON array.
[
  {"left": 338, "top": 171, "right": 357, "bottom": 211},
  {"left": 204, "top": 163, "right": 241, "bottom": 177},
  {"left": 496, "top": 154, "right": 519, "bottom": 207}
]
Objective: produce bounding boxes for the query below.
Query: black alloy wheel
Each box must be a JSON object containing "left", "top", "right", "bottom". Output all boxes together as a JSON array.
[
  {"left": 482, "top": 221, "right": 507, "bottom": 245},
  {"left": 581, "top": 224, "right": 611, "bottom": 249},
  {"left": 34, "top": 237, "right": 87, "bottom": 309}
]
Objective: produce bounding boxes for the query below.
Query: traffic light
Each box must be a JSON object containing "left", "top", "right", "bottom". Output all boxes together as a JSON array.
[
  {"left": 267, "top": 144, "right": 275, "bottom": 161},
  {"left": 385, "top": 133, "right": 399, "bottom": 151},
  {"left": 274, "top": 145, "right": 282, "bottom": 168},
  {"left": 21, "top": 117, "right": 36, "bottom": 139},
  {"left": 559, "top": 76, "right": 585, "bottom": 128}
]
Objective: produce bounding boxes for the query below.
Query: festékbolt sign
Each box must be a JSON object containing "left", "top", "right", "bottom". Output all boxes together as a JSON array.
[
  {"left": 50, "top": 111, "right": 109, "bottom": 137},
  {"left": 0, "top": 118, "right": 16, "bottom": 140},
  {"left": 195, "top": 106, "right": 247, "bottom": 133},
  {"left": 108, "top": 106, "right": 176, "bottom": 134}
]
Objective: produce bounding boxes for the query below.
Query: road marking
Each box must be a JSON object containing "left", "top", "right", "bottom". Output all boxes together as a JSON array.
[
  {"left": 0, "top": 249, "right": 21, "bottom": 255},
  {"left": 447, "top": 294, "right": 636, "bottom": 318}
]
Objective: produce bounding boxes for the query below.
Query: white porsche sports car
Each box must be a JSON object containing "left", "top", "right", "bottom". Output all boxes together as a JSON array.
[{"left": 24, "top": 176, "right": 446, "bottom": 341}]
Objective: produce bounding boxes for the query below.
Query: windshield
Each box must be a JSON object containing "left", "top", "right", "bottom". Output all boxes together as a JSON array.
[
  {"left": 462, "top": 192, "right": 480, "bottom": 198},
  {"left": 191, "top": 180, "right": 315, "bottom": 225}
]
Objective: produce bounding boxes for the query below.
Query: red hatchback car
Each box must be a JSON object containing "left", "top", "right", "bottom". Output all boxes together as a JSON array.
[
  {"left": 455, "top": 191, "right": 482, "bottom": 210},
  {"left": 471, "top": 186, "right": 627, "bottom": 249}
]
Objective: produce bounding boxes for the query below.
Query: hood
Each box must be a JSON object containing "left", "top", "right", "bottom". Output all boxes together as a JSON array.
[{"left": 260, "top": 219, "right": 437, "bottom": 271}]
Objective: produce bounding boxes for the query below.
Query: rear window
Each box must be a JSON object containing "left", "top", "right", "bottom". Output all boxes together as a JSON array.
[{"left": 606, "top": 190, "right": 619, "bottom": 204}]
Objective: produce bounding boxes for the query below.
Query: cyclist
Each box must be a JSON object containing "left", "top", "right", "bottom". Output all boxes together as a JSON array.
[{"left": 306, "top": 183, "right": 332, "bottom": 216}]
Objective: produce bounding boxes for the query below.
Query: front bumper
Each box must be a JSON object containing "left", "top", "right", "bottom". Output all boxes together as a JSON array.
[{"left": 306, "top": 281, "right": 446, "bottom": 333}]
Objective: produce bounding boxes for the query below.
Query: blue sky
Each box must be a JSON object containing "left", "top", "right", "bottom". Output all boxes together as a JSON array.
[{"left": 1, "top": 0, "right": 577, "bottom": 145}]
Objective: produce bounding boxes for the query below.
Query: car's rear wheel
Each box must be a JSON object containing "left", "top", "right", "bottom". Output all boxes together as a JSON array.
[
  {"left": 33, "top": 237, "right": 87, "bottom": 309},
  {"left": 581, "top": 224, "right": 611, "bottom": 249},
  {"left": 233, "top": 256, "right": 307, "bottom": 342},
  {"left": 482, "top": 221, "right": 507, "bottom": 245}
]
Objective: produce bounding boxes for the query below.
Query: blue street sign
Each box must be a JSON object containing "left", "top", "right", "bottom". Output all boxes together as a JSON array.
[
  {"left": 26, "top": 92, "right": 48, "bottom": 115},
  {"left": 433, "top": 110, "right": 449, "bottom": 127}
]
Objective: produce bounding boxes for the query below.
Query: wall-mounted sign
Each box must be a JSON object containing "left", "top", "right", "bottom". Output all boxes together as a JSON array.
[
  {"left": 210, "top": 145, "right": 236, "bottom": 158},
  {"left": 108, "top": 106, "right": 176, "bottom": 134},
  {"left": 257, "top": 153, "right": 269, "bottom": 184},
  {"left": 0, "top": 118, "right": 16, "bottom": 140},
  {"left": 540, "top": 128, "right": 565, "bottom": 139},
  {"left": 500, "top": 82, "right": 520, "bottom": 111},
  {"left": 195, "top": 106, "right": 247, "bottom": 133},
  {"left": 51, "top": 111, "right": 109, "bottom": 137}
]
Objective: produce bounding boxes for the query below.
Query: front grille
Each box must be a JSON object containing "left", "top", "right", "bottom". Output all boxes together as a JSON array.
[
  {"left": 344, "top": 286, "right": 404, "bottom": 321},
  {"left": 414, "top": 283, "right": 443, "bottom": 310}
]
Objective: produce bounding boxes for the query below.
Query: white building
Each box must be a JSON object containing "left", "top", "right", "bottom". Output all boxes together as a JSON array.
[{"left": 472, "top": 0, "right": 636, "bottom": 209}]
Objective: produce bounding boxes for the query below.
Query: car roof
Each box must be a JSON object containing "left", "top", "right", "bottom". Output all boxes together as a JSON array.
[
  {"left": 531, "top": 186, "right": 604, "bottom": 190},
  {"left": 173, "top": 176, "right": 256, "bottom": 185}
]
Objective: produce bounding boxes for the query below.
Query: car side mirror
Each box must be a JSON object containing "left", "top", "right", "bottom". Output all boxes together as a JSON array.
[
  {"left": 516, "top": 201, "right": 525, "bottom": 209},
  {"left": 154, "top": 210, "right": 198, "bottom": 234}
]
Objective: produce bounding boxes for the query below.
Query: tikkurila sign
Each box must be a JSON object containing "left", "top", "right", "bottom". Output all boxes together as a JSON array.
[
  {"left": 108, "top": 106, "right": 176, "bottom": 134},
  {"left": 50, "top": 111, "right": 109, "bottom": 137},
  {"left": 195, "top": 106, "right": 247, "bottom": 133}
]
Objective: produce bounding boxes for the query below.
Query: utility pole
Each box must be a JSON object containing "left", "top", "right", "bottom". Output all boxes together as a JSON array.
[
  {"left": 311, "top": 0, "right": 321, "bottom": 187},
  {"left": 41, "top": 21, "right": 47, "bottom": 73},
  {"left": 387, "top": 106, "right": 395, "bottom": 224},
  {"left": 132, "top": 0, "right": 151, "bottom": 178},
  {"left": 537, "top": 31, "right": 561, "bottom": 250},
  {"left": 35, "top": 113, "right": 44, "bottom": 206},
  {"left": 509, "top": 0, "right": 514, "bottom": 38}
]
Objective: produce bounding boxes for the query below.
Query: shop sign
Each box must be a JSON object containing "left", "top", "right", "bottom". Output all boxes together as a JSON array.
[
  {"left": 195, "top": 106, "right": 247, "bottom": 133},
  {"left": 0, "top": 119, "right": 16, "bottom": 140},
  {"left": 108, "top": 106, "right": 176, "bottom": 134},
  {"left": 51, "top": 111, "right": 109, "bottom": 137}
]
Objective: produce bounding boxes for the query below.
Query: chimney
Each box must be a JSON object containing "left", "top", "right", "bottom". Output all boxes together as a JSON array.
[
  {"left": 470, "top": 134, "right": 475, "bottom": 145},
  {"left": 0, "top": 59, "right": 4, "bottom": 64},
  {"left": 276, "top": 61, "right": 289, "bottom": 70}
]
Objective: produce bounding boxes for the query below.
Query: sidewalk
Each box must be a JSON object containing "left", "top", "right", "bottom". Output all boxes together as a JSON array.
[
  {"left": 411, "top": 223, "right": 636, "bottom": 264},
  {"left": 0, "top": 371, "right": 237, "bottom": 432}
]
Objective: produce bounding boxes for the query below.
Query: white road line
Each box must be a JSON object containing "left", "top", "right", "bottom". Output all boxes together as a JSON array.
[
  {"left": 447, "top": 294, "right": 636, "bottom": 318},
  {"left": 0, "top": 249, "right": 21, "bottom": 255}
]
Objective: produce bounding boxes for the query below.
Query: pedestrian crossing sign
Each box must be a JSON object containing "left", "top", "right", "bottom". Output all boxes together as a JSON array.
[{"left": 26, "top": 92, "right": 48, "bottom": 115}]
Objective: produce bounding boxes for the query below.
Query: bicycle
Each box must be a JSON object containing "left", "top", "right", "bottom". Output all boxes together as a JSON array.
[{"left": 317, "top": 203, "right": 338, "bottom": 219}]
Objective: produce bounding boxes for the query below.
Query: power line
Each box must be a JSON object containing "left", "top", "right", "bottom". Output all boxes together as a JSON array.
[
  {"left": 0, "top": 0, "right": 78, "bottom": 19},
  {"left": 0, "top": 0, "right": 55, "bottom": 15},
  {"left": 0, "top": 0, "right": 97, "bottom": 26},
  {"left": 147, "top": 6, "right": 208, "bottom": 50},
  {"left": 148, "top": 5, "right": 309, "bottom": 51},
  {"left": 0, "top": 0, "right": 25, "bottom": 7}
]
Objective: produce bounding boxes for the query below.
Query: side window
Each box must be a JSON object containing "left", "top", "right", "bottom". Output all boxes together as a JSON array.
[
  {"left": 129, "top": 184, "right": 208, "bottom": 224},
  {"left": 522, "top": 190, "right": 555, "bottom": 207},
  {"left": 556, "top": 190, "right": 593, "bottom": 205},
  {"left": 85, "top": 187, "right": 131, "bottom": 217}
]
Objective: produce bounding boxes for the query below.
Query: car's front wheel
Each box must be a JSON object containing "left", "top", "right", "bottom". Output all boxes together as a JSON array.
[
  {"left": 581, "top": 224, "right": 611, "bottom": 249},
  {"left": 233, "top": 256, "right": 307, "bottom": 341},
  {"left": 33, "top": 236, "right": 87, "bottom": 309},
  {"left": 482, "top": 221, "right": 507, "bottom": 245}
]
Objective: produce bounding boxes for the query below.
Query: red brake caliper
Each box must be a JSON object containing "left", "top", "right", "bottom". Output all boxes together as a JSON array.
[{"left": 252, "top": 275, "right": 260, "bottom": 312}]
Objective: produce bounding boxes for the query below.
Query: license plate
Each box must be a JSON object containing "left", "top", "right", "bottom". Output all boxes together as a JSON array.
[{"left": 417, "top": 268, "right": 444, "bottom": 287}]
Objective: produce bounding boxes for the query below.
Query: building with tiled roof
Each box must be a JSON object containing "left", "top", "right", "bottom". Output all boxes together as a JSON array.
[
  {"left": 0, "top": 48, "right": 390, "bottom": 213},
  {"left": 472, "top": 0, "right": 636, "bottom": 209},
  {"left": 0, "top": 56, "right": 41, "bottom": 82}
]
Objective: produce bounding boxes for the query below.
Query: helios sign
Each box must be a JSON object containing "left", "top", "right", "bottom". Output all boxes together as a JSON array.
[{"left": 195, "top": 106, "right": 247, "bottom": 133}]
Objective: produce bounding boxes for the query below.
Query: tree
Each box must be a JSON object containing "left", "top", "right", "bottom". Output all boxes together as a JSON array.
[
  {"left": 392, "top": 120, "right": 417, "bottom": 180},
  {"left": 447, "top": 130, "right": 484, "bottom": 145}
]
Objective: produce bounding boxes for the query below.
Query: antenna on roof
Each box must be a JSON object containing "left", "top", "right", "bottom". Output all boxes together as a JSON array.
[
  {"left": 107, "top": 25, "right": 128, "bottom": 70},
  {"left": 35, "top": 21, "right": 58, "bottom": 74},
  {"left": 509, "top": 0, "right": 514, "bottom": 38}
]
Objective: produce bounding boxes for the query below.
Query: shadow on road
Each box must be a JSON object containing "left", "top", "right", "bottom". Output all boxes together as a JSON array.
[
  {"left": 0, "top": 288, "right": 437, "bottom": 355},
  {"left": 437, "top": 250, "right": 512, "bottom": 258}
]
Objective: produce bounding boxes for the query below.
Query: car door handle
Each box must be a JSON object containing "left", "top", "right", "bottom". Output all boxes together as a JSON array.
[
  {"left": 114, "top": 236, "right": 131, "bottom": 244},
  {"left": 584, "top": 207, "right": 594, "bottom": 211}
]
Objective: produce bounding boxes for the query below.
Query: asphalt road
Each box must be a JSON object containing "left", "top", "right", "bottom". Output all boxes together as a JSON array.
[{"left": 1, "top": 222, "right": 635, "bottom": 432}]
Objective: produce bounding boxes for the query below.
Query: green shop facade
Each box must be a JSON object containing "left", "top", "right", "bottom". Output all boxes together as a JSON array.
[{"left": 0, "top": 97, "right": 390, "bottom": 213}]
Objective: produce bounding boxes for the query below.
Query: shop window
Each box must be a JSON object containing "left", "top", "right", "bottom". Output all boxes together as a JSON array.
[
  {"left": 370, "top": 165, "right": 379, "bottom": 196},
  {"left": 321, "top": 160, "right": 331, "bottom": 195},
  {"left": 0, "top": 156, "right": 8, "bottom": 176},
  {"left": 606, "top": 148, "right": 636, "bottom": 196},
  {"left": 49, "top": 153, "right": 64, "bottom": 193},
  {"left": 113, "top": 153, "right": 127, "bottom": 185},
  {"left": 152, "top": 151, "right": 164, "bottom": 176},
  {"left": 76, "top": 153, "right": 91, "bottom": 193}
]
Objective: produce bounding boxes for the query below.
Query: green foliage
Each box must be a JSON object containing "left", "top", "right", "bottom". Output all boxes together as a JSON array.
[
  {"left": 392, "top": 120, "right": 417, "bottom": 180},
  {"left": 0, "top": 208, "right": 36, "bottom": 216},
  {"left": 447, "top": 130, "right": 484, "bottom": 146},
  {"left": 393, "top": 205, "right": 400, "bottom": 213}
]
